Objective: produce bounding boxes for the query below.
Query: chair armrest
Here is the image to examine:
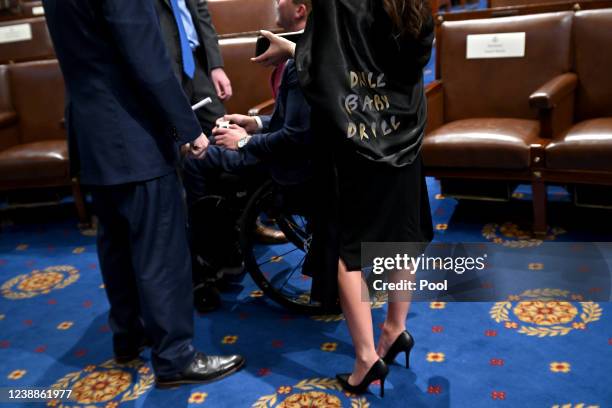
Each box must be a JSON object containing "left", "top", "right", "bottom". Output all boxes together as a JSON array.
[
  {"left": 530, "top": 73, "right": 576, "bottom": 139},
  {"left": 425, "top": 80, "right": 444, "bottom": 134},
  {"left": 529, "top": 73, "right": 577, "bottom": 110},
  {"left": 248, "top": 99, "right": 275, "bottom": 117},
  {"left": 0, "top": 111, "right": 17, "bottom": 128}
]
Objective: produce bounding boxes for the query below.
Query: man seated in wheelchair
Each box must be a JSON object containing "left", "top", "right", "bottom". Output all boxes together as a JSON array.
[{"left": 182, "top": 0, "right": 313, "bottom": 313}]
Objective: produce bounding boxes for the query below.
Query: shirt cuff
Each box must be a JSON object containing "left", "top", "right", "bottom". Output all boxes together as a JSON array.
[{"left": 253, "top": 116, "right": 264, "bottom": 131}]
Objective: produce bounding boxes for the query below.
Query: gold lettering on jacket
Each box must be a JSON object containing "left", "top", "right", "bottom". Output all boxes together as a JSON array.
[{"left": 344, "top": 71, "right": 400, "bottom": 140}]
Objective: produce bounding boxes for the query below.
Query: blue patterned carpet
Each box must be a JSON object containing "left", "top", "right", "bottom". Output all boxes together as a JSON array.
[
  {"left": 1, "top": 1, "right": 611, "bottom": 406},
  {"left": 1, "top": 177, "right": 611, "bottom": 408}
]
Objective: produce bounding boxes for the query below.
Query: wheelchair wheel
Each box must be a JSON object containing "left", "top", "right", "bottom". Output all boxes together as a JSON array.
[{"left": 239, "top": 181, "right": 325, "bottom": 314}]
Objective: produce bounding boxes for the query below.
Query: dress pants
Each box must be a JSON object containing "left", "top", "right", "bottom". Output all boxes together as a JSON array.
[
  {"left": 182, "top": 145, "right": 260, "bottom": 207},
  {"left": 91, "top": 171, "right": 196, "bottom": 377}
]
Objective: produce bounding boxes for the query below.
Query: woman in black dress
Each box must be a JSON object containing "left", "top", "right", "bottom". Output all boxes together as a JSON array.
[{"left": 253, "top": 0, "right": 434, "bottom": 396}]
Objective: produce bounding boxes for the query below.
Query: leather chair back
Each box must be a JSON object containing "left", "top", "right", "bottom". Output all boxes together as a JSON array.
[
  {"left": 220, "top": 36, "right": 274, "bottom": 114},
  {"left": 440, "top": 12, "right": 573, "bottom": 122},
  {"left": 0, "top": 64, "right": 19, "bottom": 151},
  {"left": 208, "top": 0, "right": 278, "bottom": 36},
  {"left": 0, "top": 17, "right": 54, "bottom": 63},
  {"left": 8, "top": 60, "right": 65, "bottom": 144},
  {"left": 574, "top": 9, "right": 612, "bottom": 120},
  {"left": 19, "top": 1, "right": 44, "bottom": 18}
]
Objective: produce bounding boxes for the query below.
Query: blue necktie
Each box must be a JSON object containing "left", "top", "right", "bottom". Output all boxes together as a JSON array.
[{"left": 169, "top": 0, "right": 195, "bottom": 78}]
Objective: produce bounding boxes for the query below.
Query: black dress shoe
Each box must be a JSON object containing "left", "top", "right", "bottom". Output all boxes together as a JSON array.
[
  {"left": 156, "top": 352, "right": 245, "bottom": 389},
  {"left": 336, "top": 359, "right": 389, "bottom": 397},
  {"left": 193, "top": 282, "right": 221, "bottom": 313}
]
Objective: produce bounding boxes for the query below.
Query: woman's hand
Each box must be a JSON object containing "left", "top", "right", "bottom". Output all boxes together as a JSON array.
[{"left": 251, "top": 30, "right": 296, "bottom": 67}]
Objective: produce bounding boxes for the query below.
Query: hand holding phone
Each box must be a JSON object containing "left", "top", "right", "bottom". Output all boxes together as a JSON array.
[{"left": 252, "top": 30, "right": 303, "bottom": 67}]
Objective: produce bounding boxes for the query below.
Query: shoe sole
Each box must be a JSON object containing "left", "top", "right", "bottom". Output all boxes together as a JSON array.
[{"left": 155, "top": 359, "right": 246, "bottom": 389}]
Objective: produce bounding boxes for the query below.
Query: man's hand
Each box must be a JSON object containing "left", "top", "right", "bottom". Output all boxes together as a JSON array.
[
  {"left": 189, "top": 133, "right": 209, "bottom": 158},
  {"left": 213, "top": 124, "right": 248, "bottom": 151},
  {"left": 210, "top": 68, "right": 232, "bottom": 101},
  {"left": 216, "top": 114, "right": 259, "bottom": 134}
]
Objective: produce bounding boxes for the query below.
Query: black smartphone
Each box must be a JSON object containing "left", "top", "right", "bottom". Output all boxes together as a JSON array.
[{"left": 255, "top": 31, "right": 303, "bottom": 57}]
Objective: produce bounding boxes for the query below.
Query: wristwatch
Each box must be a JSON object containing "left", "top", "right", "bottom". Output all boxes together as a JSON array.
[{"left": 237, "top": 135, "right": 251, "bottom": 149}]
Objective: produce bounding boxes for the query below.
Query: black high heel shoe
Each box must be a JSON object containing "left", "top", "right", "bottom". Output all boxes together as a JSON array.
[
  {"left": 382, "top": 331, "right": 415, "bottom": 368},
  {"left": 336, "top": 359, "right": 389, "bottom": 397}
]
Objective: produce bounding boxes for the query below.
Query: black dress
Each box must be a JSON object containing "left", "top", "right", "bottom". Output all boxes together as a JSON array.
[{"left": 297, "top": 0, "right": 435, "bottom": 311}]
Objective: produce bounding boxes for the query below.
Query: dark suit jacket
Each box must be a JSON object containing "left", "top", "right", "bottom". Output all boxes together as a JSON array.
[
  {"left": 245, "top": 60, "right": 312, "bottom": 186},
  {"left": 154, "top": 0, "right": 224, "bottom": 78},
  {"left": 42, "top": 0, "right": 202, "bottom": 186}
]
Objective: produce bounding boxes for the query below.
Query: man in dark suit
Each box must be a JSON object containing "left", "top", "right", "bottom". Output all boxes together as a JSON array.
[
  {"left": 42, "top": 0, "right": 244, "bottom": 387},
  {"left": 154, "top": 0, "right": 232, "bottom": 134},
  {"left": 181, "top": 0, "right": 312, "bottom": 312},
  {"left": 183, "top": 58, "right": 312, "bottom": 202}
]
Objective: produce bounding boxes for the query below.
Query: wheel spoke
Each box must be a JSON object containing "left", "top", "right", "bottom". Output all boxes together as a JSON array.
[
  {"left": 278, "top": 255, "right": 306, "bottom": 293},
  {"left": 256, "top": 247, "right": 300, "bottom": 267}
]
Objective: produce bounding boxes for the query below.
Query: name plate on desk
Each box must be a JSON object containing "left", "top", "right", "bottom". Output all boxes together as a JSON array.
[
  {"left": 466, "top": 32, "right": 526, "bottom": 59},
  {"left": 0, "top": 24, "right": 33, "bottom": 44},
  {"left": 32, "top": 6, "right": 45, "bottom": 15}
]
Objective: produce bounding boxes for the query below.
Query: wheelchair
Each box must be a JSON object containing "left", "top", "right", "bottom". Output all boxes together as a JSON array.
[{"left": 189, "top": 173, "right": 326, "bottom": 315}]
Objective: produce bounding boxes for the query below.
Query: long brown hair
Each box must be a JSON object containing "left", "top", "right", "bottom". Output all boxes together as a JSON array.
[{"left": 383, "top": 0, "right": 431, "bottom": 39}]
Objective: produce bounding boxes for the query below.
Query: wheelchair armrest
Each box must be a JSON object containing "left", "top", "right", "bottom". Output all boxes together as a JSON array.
[{"left": 248, "top": 99, "right": 275, "bottom": 117}]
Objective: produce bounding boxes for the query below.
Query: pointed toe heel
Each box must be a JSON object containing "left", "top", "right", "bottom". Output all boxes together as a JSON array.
[
  {"left": 336, "top": 359, "right": 389, "bottom": 397},
  {"left": 382, "top": 330, "right": 415, "bottom": 368}
]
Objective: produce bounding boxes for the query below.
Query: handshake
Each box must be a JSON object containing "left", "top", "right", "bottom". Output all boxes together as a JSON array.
[{"left": 184, "top": 114, "right": 261, "bottom": 158}]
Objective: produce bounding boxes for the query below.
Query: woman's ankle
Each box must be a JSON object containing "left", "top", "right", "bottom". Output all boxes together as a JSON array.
[
  {"left": 381, "top": 322, "right": 406, "bottom": 338},
  {"left": 356, "top": 350, "right": 380, "bottom": 367}
]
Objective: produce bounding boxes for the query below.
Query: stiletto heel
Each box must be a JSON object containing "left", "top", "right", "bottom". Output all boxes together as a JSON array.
[
  {"left": 382, "top": 331, "right": 415, "bottom": 368},
  {"left": 336, "top": 359, "right": 389, "bottom": 397}
]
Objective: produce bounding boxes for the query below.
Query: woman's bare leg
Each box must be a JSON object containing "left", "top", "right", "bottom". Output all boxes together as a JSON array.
[
  {"left": 338, "top": 259, "right": 380, "bottom": 385},
  {"left": 376, "top": 302, "right": 409, "bottom": 357},
  {"left": 376, "top": 267, "right": 413, "bottom": 357}
]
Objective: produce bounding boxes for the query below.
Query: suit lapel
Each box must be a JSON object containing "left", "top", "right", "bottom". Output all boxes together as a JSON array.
[{"left": 161, "top": 0, "right": 171, "bottom": 10}]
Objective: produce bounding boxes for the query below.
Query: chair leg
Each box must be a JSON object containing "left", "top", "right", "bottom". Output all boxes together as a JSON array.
[
  {"left": 71, "top": 177, "right": 90, "bottom": 228},
  {"left": 531, "top": 179, "right": 547, "bottom": 237}
]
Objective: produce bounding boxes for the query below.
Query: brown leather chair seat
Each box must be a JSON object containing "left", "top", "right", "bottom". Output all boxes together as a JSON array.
[
  {"left": 0, "top": 140, "right": 68, "bottom": 186},
  {"left": 546, "top": 118, "right": 612, "bottom": 171},
  {"left": 423, "top": 118, "right": 540, "bottom": 169}
]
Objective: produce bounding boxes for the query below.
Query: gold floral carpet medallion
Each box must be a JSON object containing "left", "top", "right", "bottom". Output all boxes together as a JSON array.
[
  {"left": 491, "top": 289, "right": 602, "bottom": 337},
  {"left": 2, "top": 265, "right": 79, "bottom": 300},
  {"left": 482, "top": 222, "right": 565, "bottom": 248},
  {"left": 46, "top": 359, "right": 154, "bottom": 407},
  {"left": 252, "top": 378, "right": 369, "bottom": 408},
  {"left": 278, "top": 392, "right": 341, "bottom": 408}
]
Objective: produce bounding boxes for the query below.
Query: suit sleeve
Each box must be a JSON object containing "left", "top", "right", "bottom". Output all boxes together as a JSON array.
[
  {"left": 195, "top": 0, "right": 224, "bottom": 71},
  {"left": 101, "top": 0, "right": 201, "bottom": 144},
  {"left": 259, "top": 115, "right": 272, "bottom": 131},
  {"left": 244, "top": 65, "right": 311, "bottom": 159}
]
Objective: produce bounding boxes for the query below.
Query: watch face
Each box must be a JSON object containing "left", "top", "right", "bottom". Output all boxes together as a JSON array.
[{"left": 238, "top": 137, "right": 247, "bottom": 148}]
